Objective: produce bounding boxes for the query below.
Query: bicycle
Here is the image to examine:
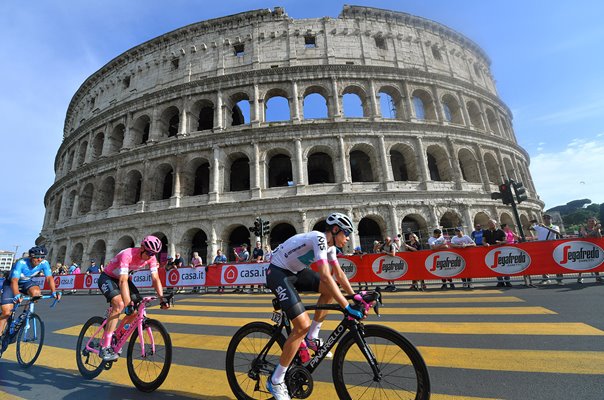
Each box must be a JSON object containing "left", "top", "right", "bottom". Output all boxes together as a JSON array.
[
  {"left": 75, "top": 293, "right": 174, "bottom": 392},
  {"left": 225, "top": 289, "right": 431, "bottom": 399},
  {"left": 0, "top": 294, "right": 61, "bottom": 368}
]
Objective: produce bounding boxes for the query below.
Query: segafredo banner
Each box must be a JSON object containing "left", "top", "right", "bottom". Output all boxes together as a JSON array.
[
  {"left": 221, "top": 263, "right": 269, "bottom": 285},
  {"left": 485, "top": 246, "right": 531, "bottom": 275},
  {"left": 166, "top": 267, "right": 206, "bottom": 287},
  {"left": 338, "top": 258, "right": 358, "bottom": 280},
  {"left": 425, "top": 251, "right": 466, "bottom": 278},
  {"left": 553, "top": 240, "right": 604, "bottom": 271},
  {"left": 372, "top": 255, "right": 407, "bottom": 280}
]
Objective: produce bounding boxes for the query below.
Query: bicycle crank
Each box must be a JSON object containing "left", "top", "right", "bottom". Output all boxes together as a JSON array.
[{"left": 286, "top": 366, "right": 313, "bottom": 399}]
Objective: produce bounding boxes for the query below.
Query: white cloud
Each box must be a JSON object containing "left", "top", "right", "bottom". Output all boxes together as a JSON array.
[{"left": 531, "top": 138, "right": 604, "bottom": 209}]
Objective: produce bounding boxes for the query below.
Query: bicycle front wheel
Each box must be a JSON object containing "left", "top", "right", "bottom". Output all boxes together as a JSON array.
[
  {"left": 76, "top": 316, "right": 106, "bottom": 379},
  {"left": 16, "top": 313, "right": 44, "bottom": 368},
  {"left": 333, "top": 324, "right": 430, "bottom": 400},
  {"left": 126, "top": 318, "right": 172, "bottom": 392},
  {"left": 225, "top": 322, "right": 286, "bottom": 400}
]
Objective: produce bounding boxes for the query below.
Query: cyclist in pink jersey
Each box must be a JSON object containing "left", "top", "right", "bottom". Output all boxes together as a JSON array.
[{"left": 97, "top": 235, "right": 169, "bottom": 361}]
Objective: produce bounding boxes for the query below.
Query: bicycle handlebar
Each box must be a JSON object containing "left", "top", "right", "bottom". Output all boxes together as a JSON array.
[{"left": 19, "top": 293, "right": 62, "bottom": 308}]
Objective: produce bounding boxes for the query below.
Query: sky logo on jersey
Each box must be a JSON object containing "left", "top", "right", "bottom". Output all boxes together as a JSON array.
[
  {"left": 372, "top": 256, "right": 407, "bottom": 280},
  {"left": 338, "top": 259, "right": 357, "bottom": 280},
  {"left": 425, "top": 252, "right": 465, "bottom": 278},
  {"left": 553, "top": 241, "right": 604, "bottom": 271},
  {"left": 485, "top": 247, "right": 531, "bottom": 274}
]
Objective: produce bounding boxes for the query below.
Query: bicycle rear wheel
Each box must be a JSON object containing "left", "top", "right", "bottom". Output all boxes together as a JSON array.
[
  {"left": 16, "top": 313, "right": 44, "bottom": 368},
  {"left": 76, "top": 316, "right": 105, "bottom": 379},
  {"left": 126, "top": 318, "right": 172, "bottom": 392},
  {"left": 333, "top": 324, "right": 430, "bottom": 400},
  {"left": 225, "top": 322, "right": 286, "bottom": 400}
]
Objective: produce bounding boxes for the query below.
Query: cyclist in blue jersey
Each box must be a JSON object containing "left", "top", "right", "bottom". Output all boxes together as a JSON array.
[
  {"left": 0, "top": 246, "right": 60, "bottom": 340},
  {"left": 265, "top": 212, "right": 366, "bottom": 400}
]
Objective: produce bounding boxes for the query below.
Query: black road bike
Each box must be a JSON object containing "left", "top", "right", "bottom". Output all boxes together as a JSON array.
[{"left": 225, "top": 289, "right": 430, "bottom": 399}]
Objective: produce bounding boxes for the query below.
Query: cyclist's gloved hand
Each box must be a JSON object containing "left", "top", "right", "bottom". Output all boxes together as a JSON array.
[
  {"left": 13, "top": 293, "right": 23, "bottom": 303},
  {"left": 160, "top": 300, "right": 170, "bottom": 310},
  {"left": 124, "top": 304, "right": 135, "bottom": 315},
  {"left": 345, "top": 304, "right": 364, "bottom": 320}
]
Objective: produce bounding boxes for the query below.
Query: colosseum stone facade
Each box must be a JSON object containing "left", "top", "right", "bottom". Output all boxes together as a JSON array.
[{"left": 41, "top": 5, "right": 544, "bottom": 266}]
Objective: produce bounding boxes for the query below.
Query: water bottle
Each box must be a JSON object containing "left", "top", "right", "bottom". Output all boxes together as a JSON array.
[{"left": 298, "top": 341, "right": 310, "bottom": 363}]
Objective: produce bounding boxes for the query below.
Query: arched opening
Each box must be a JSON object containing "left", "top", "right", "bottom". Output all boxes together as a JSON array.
[
  {"left": 269, "top": 223, "right": 297, "bottom": 249},
  {"left": 107, "top": 124, "right": 125, "bottom": 154},
  {"left": 439, "top": 211, "right": 462, "bottom": 238},
  {"left": 161, "top": 169, "right": 173, "bottom": 200},
  {"left": 229, "top": 156, "right": 250, "bottom": 192},
  {"left": 90, "top": 240, "right": 107, "bottom": 266},
  {"left": 426, "top": 146, "right": 452, "bottom": 181},
  {"left": 194, "top": 162, "right": 210, "bottom": 195},
  {"left": 484, "top": 153, "right": 500, "bottom": 184},
  {"left": 160, "top": 106, "right": 180, "bottom": 138},
  {"left": 231, "top": 93, "right": 250, "bottom": 126},
  {"left": 265, "top": 90, "right": 290, "bottom": 122},
  {"left": 466, "top": 101, "right": 484, "bottom": 130},
  {"left": 458, "top": 149, "right": 481, "bottom": 183},
  {"left": 268, "top": 154, "right": 293, "bottom": 187},
  {"left": 190, "top": 229, "right": 208, "bottom": 264},
  {"left": 303, "top": 92, "right": 329, "bottom": 119},
  {"left": 390, "top": 150, "right": 408, "bottom": 181},
  {"left": 442, "top": 94, "right": 463, "bottom": 124},
  {"left": 474, "top": 212, "right": 490, "bottom": 228},
  {"left": 132, "top": 115, "right": 151, "bottom": 145},
  {"left": 76, "top": 141, "right": 88, "bottom": 166},
  {"left": 391, "top": 145, "right": 419, "bottom": 181},
  {"left": 378, "top": 87, "right": 402, "bottom": 119},
  {"left": 485, "top": 109, "right": 501, "bottom": 135},
  {"left": 342, "top": 93, "right": 364, "bottom": 118},
  {"left": 153, "top": 164, "right": 174, "bottom": 201},
  {"left": 358, "top": 218, "right": 382, "bottom": 253},
  {"left": 56, "top": 246, "right": 67, "bottom": 265},
  {"left": 312, "top": 219, "right": 328, "bottom": 233},
  {"left": 91, "top": 132, "right": 104, "bottom": 160},
  {"left": 64, "top": 190, "right": 76, "bottom": 219},
  {"left": 70, "top": 243, "right": 84, "bottom": 266},
  {"left": 500, "top": 212, "right": 515, "bottom": 230},
  {"left": 115, "top": 236, "right": 135, "bottom": 254},
  {"left": 307, "top": 152, "right": 334, "bottom": 184},
  {"left": 123, "top": 170, "right": 143, "bottom": 205},
  {"left": 402, "top": 215, "right": 428, "bottom": 247},
  {"left": 52, "top": 195, "right": 62, "bottom": 222},
  {"left": 96, "top": 176, "right": 115, "bottom": 211},
  {"left": 227, "top": 226, "right": 251, "bottom": 261},
  {"left": 412, "top": 90, "right": 436, "bottom": 121},
  {"left": 350, "top": 150, "right": 374, "bottom": 182},
  {"left": 190, "top": 99, "right": 214, "bottom": 131},
  {"left": 78, "top": 183, "right": 94, "bottom": 214}
]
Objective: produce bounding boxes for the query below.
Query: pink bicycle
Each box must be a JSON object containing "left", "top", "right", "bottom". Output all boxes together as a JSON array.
[{"left": 75, "top": 294, "right": 174, "bottom": 392}]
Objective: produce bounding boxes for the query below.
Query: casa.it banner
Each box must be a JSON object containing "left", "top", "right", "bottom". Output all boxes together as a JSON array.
[{"left": 7, "top": 238, "right": 602, "bottom": 289}]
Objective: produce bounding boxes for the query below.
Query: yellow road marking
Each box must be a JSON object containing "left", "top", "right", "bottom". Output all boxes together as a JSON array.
[
  {"left": 0, "top": 344, "right": 499, "bottom": 399},
  {"left": 195, "top": 289, "right": 504, "bottom": 299},
  {"left": 154, "top": 304, "right": 554, "bottom": 315},
  {"left": 53, "top": 329, "right": 604, "bottom": 375},
  {"left": 179, "top": 296, "right": 524, "bottom": 305}
]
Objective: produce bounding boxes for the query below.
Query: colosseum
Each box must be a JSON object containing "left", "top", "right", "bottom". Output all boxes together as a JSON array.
[{"left": 41, "top": 5, "right": 544, "bottom": 266}]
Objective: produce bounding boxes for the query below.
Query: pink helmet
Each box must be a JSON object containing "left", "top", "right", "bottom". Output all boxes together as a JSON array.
[{"left": 141, "top": 235, "right": 162, "bottom": 254}]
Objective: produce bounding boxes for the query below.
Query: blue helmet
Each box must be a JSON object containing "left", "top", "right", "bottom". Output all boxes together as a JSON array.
[{"left": 29, "top": 246, "right": 48, "bottom": 258}]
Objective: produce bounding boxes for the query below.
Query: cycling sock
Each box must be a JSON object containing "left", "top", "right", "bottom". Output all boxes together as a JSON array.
[
  {"left": 272, "top": 363, "right": 288, "bottom": 384},
  {"left": 101, "top": 331, "right": 113, "bottom": 348},
  {"left": 307, "top": 321, "right": 322, "bottom": 340}
]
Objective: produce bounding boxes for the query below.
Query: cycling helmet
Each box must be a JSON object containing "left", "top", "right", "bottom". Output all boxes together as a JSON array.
[
  {"left": 141, "top": 235, "right": 162, "bottom": 254},
  {"left": 28, "top": 245, "right": 48, "bottom": 257},
  {"left": 326, "top": 212, "right": 354, "bottom": 234}
]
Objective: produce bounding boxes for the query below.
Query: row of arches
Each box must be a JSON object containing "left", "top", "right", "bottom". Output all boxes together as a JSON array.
[
  {"left": 46, "top": 139, "right": 534, "bottom": 224},
  {"left": 48, "top": 209, "right": 537, "bottom": 267},
  {"left": 57, "top": 80, "right": 513, "bottom": 177}
]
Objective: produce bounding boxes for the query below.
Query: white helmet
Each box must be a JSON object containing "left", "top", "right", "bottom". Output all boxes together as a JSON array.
[{"left": 326, "top": 212, "right": 354, "bottom": 234}]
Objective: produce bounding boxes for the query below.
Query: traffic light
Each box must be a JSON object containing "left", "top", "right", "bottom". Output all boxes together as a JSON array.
[
  {"left": 261, "top": 220, "right": 270, "bottom": 237},
  {"left": 490, "top": 181, "right": 514, "bottom": 205},
  {"left": 512, "top": 181, "right": 528, "bottom": 204},
  {"left": 249, "top": 217, "right": 262, "bottom": 236}
]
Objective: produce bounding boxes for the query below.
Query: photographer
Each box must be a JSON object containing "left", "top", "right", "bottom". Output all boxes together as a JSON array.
[{"left": 578, "top": 217, "right": 602, "bottom": 283}]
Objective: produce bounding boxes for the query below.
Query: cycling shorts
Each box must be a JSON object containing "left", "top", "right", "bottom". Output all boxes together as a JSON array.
[
  {"left": 98, "top": 272, "right": 140, "bottom": 303},
  {"left": 1, "top": 280, "right": 38, "bottom": 305},
  {"left": 265, "top": 265, "right": 321, "bottom": 320}
]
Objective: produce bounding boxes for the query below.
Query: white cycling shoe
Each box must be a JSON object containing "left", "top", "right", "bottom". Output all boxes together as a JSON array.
[{"left": 267, "top": 378, "right": 291, "bottom": 400}]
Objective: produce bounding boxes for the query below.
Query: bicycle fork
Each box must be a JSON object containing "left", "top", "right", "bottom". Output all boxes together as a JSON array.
[{"left": 351, "top": 325, "right": 383, "bottom": 382}]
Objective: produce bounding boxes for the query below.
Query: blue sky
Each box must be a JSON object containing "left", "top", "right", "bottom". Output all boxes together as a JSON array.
[{"left": 1, "top": 1, "right": 603, "bottom": 253}]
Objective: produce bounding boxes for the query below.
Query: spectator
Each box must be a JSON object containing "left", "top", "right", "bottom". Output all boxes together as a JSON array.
[
  {"left": 406, "top": 234, "right": 425, "bottom": 291},
  {"left": 501, "top": 224, "right": 520, "bottom": 244},
  {"left": 164, "top": 256, "right": 175, "bottom": 294},
  {"left": 191, "top": 251, "right": 204, "bottom": 293},
  {"left": 53, "top": 262, "right": 63, "bottom": 276},
  {"left": 381, "top": 237, "right": 398, "bottom": 291},
  {"left": 530, "top": 214, "right": 562, "bottom": 285},
  {"left": 173, "top": 253, "right": 185, "bottom": 293},
  {"left": 213, "top": 249, "right": 227, "bottom": 293},
  {"left": 578, "top": 217, "right": 602, "bottom": 283},
  {"left": 449, "top": 227, "right": 476, "bottom": 289},
  {"left": 57, "top": 263, "right": 66, "bottom": 275},
  {"left": 353, "top": 246, "right": 369, "bottom": 291},
  {"left": 251, "top": 242, "right": 264, "bottom": 293},
  {"left": 264, "top": 245, "right": 273, "bottom": 263},
  {"left": 234, "top": 244, "right": 250, "bottom": 293},
  {"left": 483, "top": 219, "right": 511, "bottom": 287},
  {"left": 87, "top": 259, "right": 101, "bottom": 294},
  {"left": 428, "top": 229, "right": 454, "bottom": 289},
  {"left": 372, "top": 240, "right": 382, "bottom": 254},
  {"left": 471, "top": 223, "right": 486, "bottom": 246},
  {"left": 68, "top": 262, "right": 78, "bottom": 274}
]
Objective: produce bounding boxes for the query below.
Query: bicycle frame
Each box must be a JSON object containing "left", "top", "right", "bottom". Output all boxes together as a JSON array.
[
  {"left": 2, "top": 295, "right": 58, "bottom": 351},
  {"left": 84, "top": 296, "right": 159, "bottom": 358}
]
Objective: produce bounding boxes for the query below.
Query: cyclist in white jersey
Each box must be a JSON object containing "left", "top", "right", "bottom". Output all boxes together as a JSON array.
[{"left": 265, "top": 212, "right": 365, "bottom": 400}]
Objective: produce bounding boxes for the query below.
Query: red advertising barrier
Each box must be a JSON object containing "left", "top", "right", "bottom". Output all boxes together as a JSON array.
[{"left": 8, "top": 238, "right": 603, "bottom": 290}]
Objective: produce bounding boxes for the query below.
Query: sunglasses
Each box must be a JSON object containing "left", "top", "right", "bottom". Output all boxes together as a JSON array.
[
  {"left": 340, "top": 229, "right": 351, "bottom": 237},
  {"left": 143, "top": 250, "right": 157, "bottom": 256},
  {"left": 32, "top": 256, "right": 46, "bottom": 260}
]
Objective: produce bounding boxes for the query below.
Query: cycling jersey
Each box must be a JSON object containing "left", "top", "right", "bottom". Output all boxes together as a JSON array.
[
  {"left": 270, "top": 231, "right": 337, "bottom": 273},
  {"left": 9, "top": 258, "right": 52, "bottom": 284},
  {"left": 103, "top": 248, "right": 159, "bottom": 278}
]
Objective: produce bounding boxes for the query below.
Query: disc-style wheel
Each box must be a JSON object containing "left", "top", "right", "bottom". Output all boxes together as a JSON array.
[
  {"left": 126, "top": 319, "right": 172, "bottom": 392},
  {"left": 75, "top": 316, "right": 105, "bottom": 379},
  {"left": 225, "top": 322, "right": 286, "bottom": 400},
  {"left": 333, "top": 325, "right": 431, "bottom": 400},
  {"left": 16, "top": 313, "right": 44, "bottom": 368}
]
